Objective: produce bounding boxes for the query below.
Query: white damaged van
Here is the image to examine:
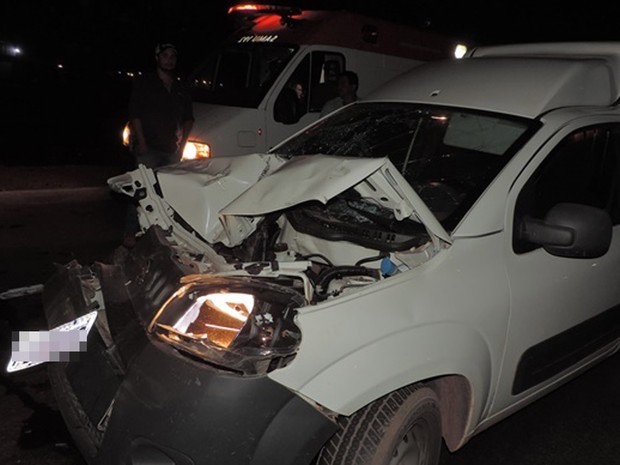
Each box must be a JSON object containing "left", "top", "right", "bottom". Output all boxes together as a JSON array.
[{"left": 35, "top": 41, "right": 620, "bottom": 465}]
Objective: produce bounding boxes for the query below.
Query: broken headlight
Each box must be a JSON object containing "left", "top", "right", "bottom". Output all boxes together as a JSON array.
[{"left": 149, "top": 276, "right": 305, "bottom": 375}]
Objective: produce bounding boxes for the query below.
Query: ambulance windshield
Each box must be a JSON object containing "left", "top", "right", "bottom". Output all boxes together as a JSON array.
[{"left": 190, "top": 43, "right": 297, "bottom": 108}]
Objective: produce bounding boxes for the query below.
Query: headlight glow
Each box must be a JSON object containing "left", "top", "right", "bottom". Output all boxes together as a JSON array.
[
  {"left": 454, "top": 43, "right": 468, "bottom": 59},
  {"left": 122, "top": 122, "right": 131, "bottom": 147},
  {"left": 150, "top": 277, "right": 304, "bottom": 374},
  {"left": 172, "top": 292, "right": 253, "bottom": 348},
  {"left": 205, "top": 292, "right": 254, "bottom": 320},
  {"left": 182, "top": 141, "right": 211, "bottom": 160}
]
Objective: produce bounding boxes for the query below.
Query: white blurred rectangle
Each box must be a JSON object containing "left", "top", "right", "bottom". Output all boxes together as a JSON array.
[{"left": 6, "top": 311, "right": 98, "bottom": 373}]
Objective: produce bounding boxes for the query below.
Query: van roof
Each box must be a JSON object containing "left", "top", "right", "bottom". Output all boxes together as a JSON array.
[
  {"left": 368, "top": 42, "right": 620, "bottom": 119},
  {"left": 228, "top": 8, "right": 457, "bottom": 61}
]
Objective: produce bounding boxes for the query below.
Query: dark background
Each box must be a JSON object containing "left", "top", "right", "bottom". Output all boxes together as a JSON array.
[{"left": 3, "top": 1, "right": 620, "bottom": 168}]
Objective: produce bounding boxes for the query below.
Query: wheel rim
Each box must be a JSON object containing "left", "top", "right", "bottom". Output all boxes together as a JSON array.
[{"left": 389, "top": 421, "right": 431, "bottom": 465}]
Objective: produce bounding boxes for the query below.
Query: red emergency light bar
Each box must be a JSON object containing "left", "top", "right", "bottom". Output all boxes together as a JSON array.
[{"left": 228, "top": 3, "right": 302, "bottom": 17}]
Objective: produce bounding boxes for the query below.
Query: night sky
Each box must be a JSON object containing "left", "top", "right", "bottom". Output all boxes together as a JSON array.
[{"left": 3, "top": 1, "right": 620, "bottom": 74}]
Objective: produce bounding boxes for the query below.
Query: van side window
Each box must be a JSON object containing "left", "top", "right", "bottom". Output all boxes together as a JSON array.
[
  {"left": 191, "top": 44, "right": 297, "bottom": 108},
  {"left": 513, "top": 124, "right": 620, "bottom": 254},
  {"left": 274, "top": 55, "right": 310, "bottom": 124},
  {"left": 309, "top": 53, "right": 345, "bottom": 112},
  {"left": 274, "top": 52, "right": 346, "bottom": 125}
]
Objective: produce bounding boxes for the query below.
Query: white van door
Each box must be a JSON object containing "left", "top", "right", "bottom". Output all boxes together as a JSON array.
[{"left": 266, "top": 50, "right": 346, "bottom": 150}]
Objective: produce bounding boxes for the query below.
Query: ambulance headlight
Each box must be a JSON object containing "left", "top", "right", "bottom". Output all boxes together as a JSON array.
[
  {"left": 122, "top": 122, "right": 132, "bottom": 147},
  {"left": 454, "top": 44, "right": 468, "bottom": 59},
  {"left": 149, "top": 277, "right": 304, "bottom": 374},
  {"left": 182, "top": 141, "right": 211, "bottom": 160}
]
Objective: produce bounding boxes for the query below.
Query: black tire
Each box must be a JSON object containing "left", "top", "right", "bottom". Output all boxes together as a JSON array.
[
  {"left": 317, "top": 384, "right": 442, "bottom": 465},
  {"left": 47, "top": 363, "right": 102, "bottom": 459}
]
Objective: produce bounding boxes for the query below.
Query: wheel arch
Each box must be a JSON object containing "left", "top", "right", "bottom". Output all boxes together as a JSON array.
[
  {"left": 427, "top": 374, "right": 473, "bottom": 451},
  {"left": 272, "top": 322, "right": 492, "bottom": 450}
]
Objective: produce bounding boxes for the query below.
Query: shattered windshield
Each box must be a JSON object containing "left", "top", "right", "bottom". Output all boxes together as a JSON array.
[
  {"left": 273, "top": 102, "right": 536, "bottom": 231},
  {"left": 190, "top": 43, "right": 297, "bottom": 108}
]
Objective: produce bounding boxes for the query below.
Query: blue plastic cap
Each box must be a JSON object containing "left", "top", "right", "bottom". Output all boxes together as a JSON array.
[{"left": 381, "top": 257, "right": 398, "bottom": 276}]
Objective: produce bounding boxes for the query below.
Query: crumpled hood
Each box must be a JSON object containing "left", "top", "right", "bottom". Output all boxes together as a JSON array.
[
  {"left": 222, "top": 155, "right": 395, "bottom": 214},
  {"left": 219, "top": 155, "right": 451, "bottom": 246},
  {"left": 153, "top": 154, "right": 286, "bottom": 244},
  {"left": 109, "top": 153, "right": 451, "bottom": 248}
]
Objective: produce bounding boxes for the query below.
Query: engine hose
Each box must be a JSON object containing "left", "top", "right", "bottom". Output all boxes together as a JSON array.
[
  {"left": 355, "top": 252, "right": 388, "bottom": 267},
  {"left": 315, "top": 266, "right": 379, "bottom": 297}
]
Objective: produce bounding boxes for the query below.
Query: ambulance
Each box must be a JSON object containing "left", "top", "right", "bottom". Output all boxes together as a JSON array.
[{"left": 124, "top": 3, "right": 467, "bottom": 159}]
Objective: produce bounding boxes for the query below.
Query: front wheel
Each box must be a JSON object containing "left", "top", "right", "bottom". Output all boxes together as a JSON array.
[{"left": 317, "top": 384, "right": 442, "bottom": 465}]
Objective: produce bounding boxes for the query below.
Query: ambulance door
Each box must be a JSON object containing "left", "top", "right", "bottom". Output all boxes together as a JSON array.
[{"left": 267, "top": 50, "right": 345, "bottom": 150}]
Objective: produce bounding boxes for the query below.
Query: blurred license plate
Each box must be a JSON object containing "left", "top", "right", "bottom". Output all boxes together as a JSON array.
[{"left": 6, "top": 310, "right": 98, "bottom": 373}]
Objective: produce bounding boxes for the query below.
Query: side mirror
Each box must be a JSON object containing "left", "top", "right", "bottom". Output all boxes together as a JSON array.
[{"left": 519, "top": 203, "right": 612, "bottom": 258}]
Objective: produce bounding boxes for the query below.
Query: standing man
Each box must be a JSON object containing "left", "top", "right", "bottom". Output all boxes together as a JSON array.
[
  {"left": 128, "top": 42, "right": 194, "bottom": 168},
  {"left": 123, "top": 43, "right": 194, "bottom": 247},
  {"left": 320, "top": 70, "right": 359, "bottom": 117}
]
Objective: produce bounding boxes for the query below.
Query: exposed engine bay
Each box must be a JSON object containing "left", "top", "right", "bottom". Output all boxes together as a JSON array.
[
  {"left": 161, "top": 197, "right": 435, "bottom": 305},
  {"left": 108, "top": 154, "right": 449, "bottom": 305}
]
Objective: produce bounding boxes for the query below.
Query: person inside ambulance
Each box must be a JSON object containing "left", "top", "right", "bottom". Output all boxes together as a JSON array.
[
  {"left": 311, "top": 59, "right": 341, "bottom": 110},
  {"left": 320, "top": 70, "right": 359, "bottom": 117},
  {"left": 274, "top": 78, "right": 307, "bottom": 124}
]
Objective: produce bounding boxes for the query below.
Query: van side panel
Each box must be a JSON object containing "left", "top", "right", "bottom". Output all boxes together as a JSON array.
[
  {"left": 232, "top": 11, "right": 455, "bottom": 61},
  {"left": 344, "top": 50, "right": 425, "bottom": 98}
]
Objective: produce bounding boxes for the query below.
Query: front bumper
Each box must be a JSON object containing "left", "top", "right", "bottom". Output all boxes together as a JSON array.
[{"left": 43, "top": 227, "right": 337, "bottom": 465}]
